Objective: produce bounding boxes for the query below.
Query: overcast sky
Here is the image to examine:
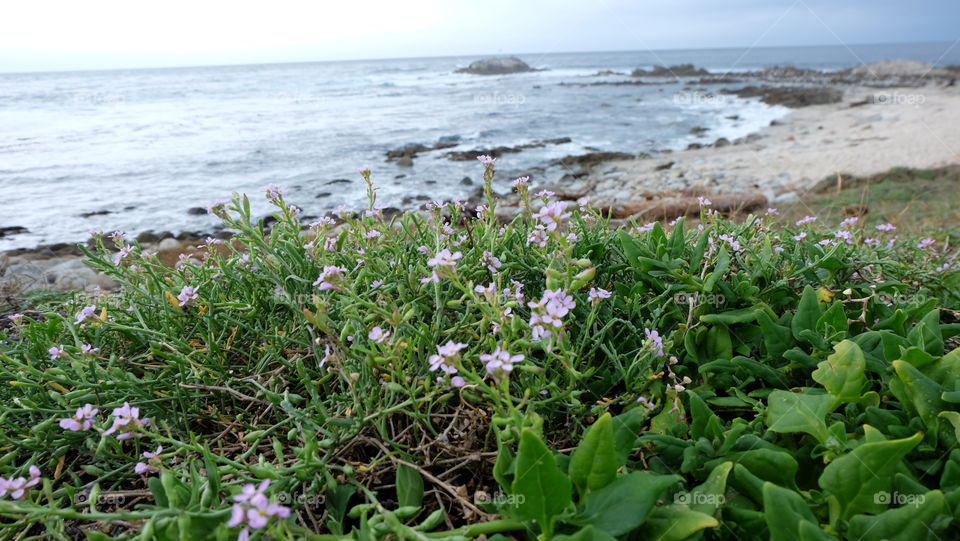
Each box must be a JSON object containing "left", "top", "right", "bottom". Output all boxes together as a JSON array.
[{"left": 1, "top": 0, "right": 957, "bottom": 72}]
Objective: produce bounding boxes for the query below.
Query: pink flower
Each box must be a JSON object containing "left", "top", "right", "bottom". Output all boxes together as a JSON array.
[
  {"left": 177, "top": 286, "right": 198, "bottom": 307},
  {"left": 480, "top": 251, "right": 502, "bottom": 273},
  {"left": 59, "top": 404, "right": 99, "bottom": 432},
  {"left": 917, "top": 238, "right": 935, "bottom": 249},
  {"left": 480, "top": 346, "right": 524, "bottom": 382},
  {"left": 644, "top": 328, "right": 664, "bottom": 357},
  {"left": 368, "top": 326, "right": 390, "bottom": 344},
  {"left": 313, "top": 265, "right": 347, "bottom": 290},
  {"left": 476, "top": 155, "right": 496, "bottom": 165},
  {"left": 81, "top": 344, "right": 100, "bottom": 355},
  {"left": 103, "top": 402, "right": 149, "bottom": 440},
  {"left": 697, "top": 197, "right": 712, "bottom": 206},
  {"left": 588, "top": 287, "right": 611, "bottom": 305},
  {"left": 839, "top": 217, "right": 858, "bottom": 228},
  {"left": 75, "top": 305, "right": 97, "bottom": 326},
  {"left": 875, "top": 223, "right": 896, "bottom": 232},
  {"left": 428, "top": 341, "right": 466, "bottom": 376},
  {"left": 48, "top": 346, "right": 65, "bottom": 359},
  {"left": 795, "top": 216, "right": 817, "bottom": 226},
  {"left": 528, "top": 290, "right": 576, "bottom": 347},
  {"left": 534, "top": 201, "right": 572, "bottom": 232},
  {"left": 227, "top": 479, "right": 290, "bottom": 541},
  {"left": 134, "top": 446, "right": 163, "bottom": 475},
  {"left": 0, "top": 466, "right": 41, "bottom": 500}
]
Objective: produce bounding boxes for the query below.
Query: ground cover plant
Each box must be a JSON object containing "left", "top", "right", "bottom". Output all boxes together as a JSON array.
[{"left": 1, "top": 159, "right": 960, "bottom": 540}]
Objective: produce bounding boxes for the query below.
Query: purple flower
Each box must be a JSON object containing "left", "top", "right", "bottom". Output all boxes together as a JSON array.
[
  {"left": 588, "top": 287, "right": 612, "bottom": 305},
  {"left": 0, "top": 466, "right": 41, "bottom": 500},
  {"left": 75, "top": 305, "right": 98, "bottom": 326},
  {"left": 263, "top": 184, "right": 285, "bottom": 202},
  {"left": 765, "top": 208, "right": 779, "bottom": 216},
  {"left": 792, "top": 232, "right": 807, "bottom": 241},
  {"left": 313, "top": 265, "right": 347, "bottom": 290},
  {"left": 365, "top": 230, "right": 382, "bottom": 240},
  {"left": 534, "top": 189, "right": 555, "bottom": 199},
  {"left": 637, "top": 222, "right": 656, "bottom": 232},
  {"left": 795, "top": 216, "right": 817, "bottom": 226},
  {"left": 697, "top": 197, "right": 712, "bottom": 206},
  {"left": 428, "top": 341, "right": 467, "bottom": 376},
  {"left": 534, "top": 201, "right": 572, "bottom": 232},
  {"left": 476, "top": 155, "right": 496, "bottom": 165},
  {"left": 839, "top": 216, "right": 859, "bottom": 228},
  {"left": 527, "top": 226, "right": 548, "bottom": 248},
  {"left": 427, "top": 249, "right": 462, "bottom": 268},
  {"left": 718, "top": 234, "right": 742, "bottom": 252},
  {"left": 875, "top": 223, "right": 896, "bottom": 232},
  {"left": 227, "top": 479, "right": 290, "bottom": 541},
  {"left": 480, "top": 346, "right": 524, "bottom": 382},
  {"left": 207, "top": 199, "right": 230, "bottom": 216},
  {"left": 481, "top": 251, "right": 502, "bottom": 274},
  {"left": 134, "top": 446, "right": 163, "bottom": 475},
  {"left": 368, "top": 326, "right": 390, "bottom": 344},
  {"left": 103, "top": 402, "right": 149, "bottom": 440},
  {"left": 636, "top": 396, "right": 653, "bottom": 408},
  {"left": 48, "top": 346, "right": 65, "bottom": 359},
  {"left": 512, "top": 176, "right": 529, "bottom": 189},
  {"left": 644, "top": 328, "right": 664, "bottom": 357},
  {"left": 113, "top": 246, "right": 133, "bottom": 266},
  {"left": 59, "top": 404, "right": 99, "bottom": 432},
  {"left": 528, "top": 290, "right": 576, "bottom": 347},
  {"left": 6, "top": 313, "right": 24, "bottom": 326},
  {"left": 917, "top": 238, "right": 935, "bottom": 249},
  {"left": 177, "top": 286, "right": 198, "bottom": 307}
]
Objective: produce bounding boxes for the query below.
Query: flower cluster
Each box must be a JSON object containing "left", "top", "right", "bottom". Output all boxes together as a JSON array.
[
  {"left": 0, "top": 466, "right": 41, "bottom": 501},
  {"left": 422, "top": 249, "right": 462, "bottom": 284},
  {"left": 59, "top": 404, "right": 99, "bottom": 432},
  {"left": 588, "top": 287, "right": 611, "bottom": 305},
  {"left": 177, "top": 286, "right": 198, "bottom": 307},
  {"left": 313, "top": 265, "right": 347, "bottom": 290},
  {"left": 103, "top": 402, "right": 150, "bottom": 440},
  {"left": 480, "top": 346, "right": 524, "bottom": 383},
  {"left": 134, "top": 446, "right": 164, "bottom": 475},
  {"left": 428, "top": 341, "right": 467, "bottom": 387},
  {"left": 528, "top": 289, "right": 576, "bottom": 349},
  {"left": 228, "top": 479, "right": 291, "bottom": 541}
]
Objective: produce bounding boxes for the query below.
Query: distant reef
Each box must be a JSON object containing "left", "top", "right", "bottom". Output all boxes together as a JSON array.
[{"left": 455, "top": 56, "right": 537, "bottom": 75}]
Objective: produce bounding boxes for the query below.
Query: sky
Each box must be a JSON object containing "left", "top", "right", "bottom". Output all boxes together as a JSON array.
[{"left": 1, "top": 0, "right": 958, "bottom": 72}]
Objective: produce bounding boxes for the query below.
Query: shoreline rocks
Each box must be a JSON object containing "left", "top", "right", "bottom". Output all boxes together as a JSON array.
[
  {"left": 720, "top": 86, "right": 844, "bottom": 108},
  {"left": 456, "top": 57, "right": 536, "bottom": 75}
]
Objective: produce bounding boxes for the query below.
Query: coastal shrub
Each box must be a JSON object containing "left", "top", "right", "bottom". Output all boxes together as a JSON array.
[{"left": 0, "top": 160, "right": 959, "bottom": 539}]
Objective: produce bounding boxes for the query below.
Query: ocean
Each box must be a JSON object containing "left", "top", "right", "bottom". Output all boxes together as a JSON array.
[{"left": 2, "top": 41, "right": 958, "bottom": 249}]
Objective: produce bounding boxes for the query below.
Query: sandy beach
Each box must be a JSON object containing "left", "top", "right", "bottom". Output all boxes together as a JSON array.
[{"left": 577, "top": 84, "right": 960, "bottom": 210}]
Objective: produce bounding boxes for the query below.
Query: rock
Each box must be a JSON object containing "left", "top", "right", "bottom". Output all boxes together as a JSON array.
[
  {"left": 606, "top": 193, "right": 768, "bottom": 220},
  {"left": 773, "top": 191, "right": 799, "bottom": 204},
  {"left": 0, "top": 226, "right": 28, "bottom": 238},
  {"left": 460, "top": 177, "right": 473, "bottom": 186},
  {"left": 186, "top": 207, "right": 207, "bottom": 215},
  {"left": 326, "top": 178, "right": 352, "bottom": 185},
  {"left": 631, "top": 64, "right": 710, "bottom": 77},
  {"left": 157, "top": 238, "right": 181, "bottom": 252},
  {"left": 689, "top": 126, "right": 709, "bottom": 136},
  {"left": 136, "top": 231, "right": 161, "bottom": 244},
  {"left": 654, "top": 161, "right": 675, "bottom": 171},
  {"left": 79, "top": 210, "right": 111, "bottom": 218},
  {"left": 316, "top": 192, "right": 332, "bottom": 198},
  {"left": 713, "top": 138, "right": 731, "bottom": 148},
  {"left": 456, "top": 57, "right": 534, "bottom": 75},
  {"left": 385, "top": 141, "right": 457, "bottom": 161},
  {"left": 686, "top": 143, "right": 704, "bottom": 150},
  {"left": 551, "top": 152, "right": 633, "bottom": 168},
  {"left": 721, "top": 86, "right": 843, "bottom": 108},
  {"left": 445, "top": 138, "right": 571, "bottom": 161},
  {"left": 396, "top": 156, "right": 414, "bottom": 167},
  {"left": 47, "top": 259, "right": 116, "bottom": 290}
]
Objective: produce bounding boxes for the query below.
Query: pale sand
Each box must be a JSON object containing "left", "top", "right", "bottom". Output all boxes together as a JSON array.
[{"left": 583, "top": 85, "right": 960, "bottom": 205}]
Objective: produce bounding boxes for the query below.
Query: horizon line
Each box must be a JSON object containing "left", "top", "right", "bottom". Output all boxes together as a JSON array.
[{"left": 1, "top": 38, "right": 954, "bottom": 76}]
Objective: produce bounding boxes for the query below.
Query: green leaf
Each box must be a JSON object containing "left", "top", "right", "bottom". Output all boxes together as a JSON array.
[
  {"left": 891, "top": 360, "right": 945, "bottom": 444},
  {"left": 757, "top": 310, "right": 793, "bottom": 360},
  {"left": 816, "top": 301, "right": 848, "bottom": 336},
  {"left": 396, "top": 463, "right": 424, "bottom": 509},
  {"left": 847, "top": 490, "right": 948, "bottom": 541},
  {"left": 704, "top": 247, "right": 730, "bottom": 293},
  {"left": 762, "top": 482, "right": 821, "bottom": 541},
  {"left": 553, "top": 526, "right": 618, "bottom": 541},
  {"left": 700, "top": 307, "right": 759, "bottom": 325},
  {"left": 765, "top": 390, "right": 835, "bottom": 443},
  {"left": 612, "top": 407, "right": 648, "bottom": 467},
  {"left": 688, "top": 391, "right": 724, "bottom": 441},
  {"left": 908, "top": 309, "right": 943, "bottom": 357},
  {"left": 688, "top": 461, "right": 733, "bottom": 517},
  {"left": 569, "top": 413, "right": 617, "bottom": 498},
  {"left": 641, "top": 504, "right": 720, "bottom": 541},
  {"left": 791, "top": 286, "right": 821, "bottom": 341},
  {"left": 818, "top": 429, "right": 922, "bottom": 520},
  {"left": 811, "top": 340, "right": 865, "bottom": 403},
  {"left": 510, "top": 429, "right": 572, "bottom": 536},
  {"left": 572, "top": 471, "right": 680, "bottom": 535}
]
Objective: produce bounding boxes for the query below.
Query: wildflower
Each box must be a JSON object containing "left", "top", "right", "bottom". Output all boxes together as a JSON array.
[
  {"left": 6, "top": 313, "right": 24, "bottom": 326},
  {"left": 503, "top": 280, "right": 525, "bottom": 303},
  {"left": 368, "top": 326, "right": 390, "bottom": 344},
  {"left": 324, "top": 237, "right": 337, "bottom": 252},
  {"left": 422, "top": 249, "right": 462, "bottom": 284},
  {"left": 917, "top": 238, "right": 935, "bottom": 249},
  {"left": 774, "top": 246, "right": 785, "bottom": 253},
  {"left": 228, "top": 479, "right": 291, "bottom": 541},
  {"left": 834, "top": 230, "right": 853, "bottom": 244},
  {"left": 177, "top": 286, "right": 198, "bottom": 307},
  {"left": 637, "top": 222, "right": 656, "bottom": 232},
  {"left": 74, "top": 305, "right": 97, "bottom": 326},
  {"left": 103, "top": 402, "right": 150, "bottom": 440},
  {"left": 636, "top": 396, "right": 653, "bottom": 408},
  {"left": 450, "top": 376, "right": 466, "bottom": 388},
  {"left": 795, "top": 216, "right": 817, "bottom": 226},
  {"left": 481, "top": 251, "right": 501, "bottom": 274},
  {"left": 765, "top": 208, "right": 779, "bottom": 216},
  {"left": 310, "top": 216, "right": 336, "bottom": 228},
  {"left": 818, "top": 239, "right": 835, "bottom": 246},
  {"left": 527, "top": 226, "right": 549, "bottom": 248},
  {"left": 476, "top": 155, "right": 496, "bottom": 165},
  {"left": 534, "top": 190, "right": 555, "bottom": 199},
  {"left": 528, "top": 290, "right": 576, "bottom": 346},
  {"left": 134, "top": 446, "right": 163, "bottom": 475},
  {"left": 481, "top": 346, "right": 524, "bottom": 382},
  {"left": 864, "top": 237, "right": 880, "bottom": 247},
  {"left": 512, "top": 176, "right": 529, "bottom": 189},
  {"left": 48, "top": 346, "right": 65, "bottom": 359},
  {"left": 113, "top": 246, "right": 133, "bottom": 266},
  {"left": 428, "top": 341, "right": 467, "bottom": 374},
  {"left": 876, "top": 223, "right": 896, "bottom": 232},
  {"left": 81, "top": 344, "right": 101, "bottom": 355},
  {"left": 588, "top": 287, "right": 611, "bottom": 305},
  {"left": 264, "top": 184, "right": 285, "bottom": 202},
  {"left": 207, "top": 199, "right": 230, "bottom": 216},
  {"left": 371, "top": 280, "right": 383, "bottom": 290},
  {"left": 792, "top": 232, "right": 807, "bottom": 241},
  {"left": 59, "top": 404, "right": 99, "bottom": 431},
  {"left": 839, "top": 216, "right": 859, "bottom": 228},
  {"left": 474, "top": 282, "right": 496, "bottom": 297},
  {"left": 534, "top": 201, "right": 571, "bottom": 232},
  {"left": 313, "top": 265, "right": 347, "bottom": 290},
  {"left": 718, "top": 234, "right": 742, "bottom": 252},
  {"left": 108, "top": 230, "right": 126, "bottom": 242},
  {"left": 668, "top": 216, "right": 682, "bottom": 226},
  {"left": 320, "top": 344, "right": 333, "bottom": 368},
  {"left": 0, "top": 466, "right": 41, "bottom": 500},
  {"left": 644, "top": 328, "right": 664, "bottom": 357}
]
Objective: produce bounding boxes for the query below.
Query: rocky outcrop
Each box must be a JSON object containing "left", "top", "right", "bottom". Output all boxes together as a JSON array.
[
  {"left": 444, "top": 138, "right": 571, "bottom": 161},
  {"left": 456, "top": 57, "right": 535, "bottom": 75},
  {"left": 0, "top": 226, "right": 28, "bottom": 238},
  {"left": 721, "top": 86, "right": 843, "bottom": 108},
  {"left": 631, "top": 64, "right": 710, "bottom": 78}
]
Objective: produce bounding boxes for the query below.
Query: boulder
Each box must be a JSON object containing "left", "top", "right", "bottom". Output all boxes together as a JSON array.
[{"left": 456, "top": 57, "right": 534, "bottom": 75}]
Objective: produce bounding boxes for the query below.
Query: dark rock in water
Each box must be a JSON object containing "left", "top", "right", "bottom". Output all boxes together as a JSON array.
[
  {"left": 382, "top": 207, "right": 402, "bottom": 219},
  {"left": 0, "top": 226, "right": 28, "bottom": 238},
  {"left": 186, "top": 207, "right": 207, "bottom": 215},
  {"left": 631, "top": 64, "right": 710, "bottom": 78},
  {"left": 686, "top": 143, "right": 704, "bottom": 150},
  {"left": 326, "top": 178, "right": 352, "bottom": 185},
  {"left": 770, "top": 119, "right": 784, "bottom": 126},
  {"left": 542, "top": 137, "right": 572, "bottom": 145},
  {"left": 124, "top": 206, "right": 137, "bottom": 211},
  {"left": 722, "top": 86, "right": 843, "bottom": 108},
  {"left": 460, "top": 177, "right": 473, "bottom": 186},
  {"left": 79, "top": 210, "right": 111, "bottom": 218},
  {"left": 551, "top": 152, "right": 633, "bottom": 168},
  {"left": 395, "top": 174, "right": 406, "bottom": 179},
  {"left": 136, "top": 231, "right": 160, "bottom": 244},
  {"left": 713, "top": 138, "right": 731, "bottom": 148},
  {"left": 456, "top": 57, "right": 534, "bottom": 75},
  {"left": 437, "top": 135, "right": 461, "bottom": 145},
  {"left": 396, "top": 156, "right": 414, "bottom": 167},
  {"left": 385, "top": 141, "right": 457, "bottom": 161},
  {"left": 175, "top": 231, "right": 204, "bottom": 241},
  {"left": 445, "top": 138, "right": 572, "bottom": 161},
  {"left": 425, "top": 180, "right": 436, "bottom": 184},
  {"left": 689, "top": 126, "right": 709, "bottom": 136},
  {"left": 316, "top": 192, "right": 332, "bottom": 198},
  {"left": 726, "top": 115, "right": 740, "bottom": 120}
]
